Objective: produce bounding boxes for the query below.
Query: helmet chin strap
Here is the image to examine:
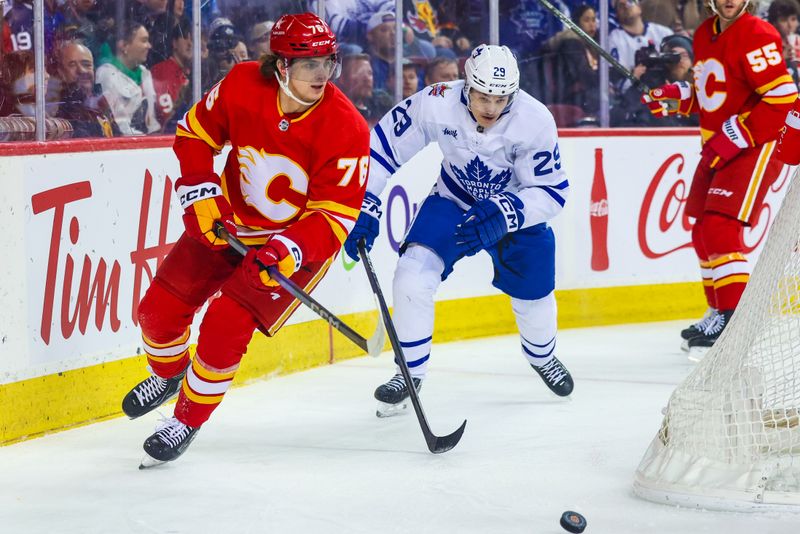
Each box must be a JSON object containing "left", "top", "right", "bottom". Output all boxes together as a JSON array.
[
  {"left": 709, "top": 0, "right": 750, "bottom": 20},
  {"left": 275, "top": 62, "right": 317, "bottom": 107}
]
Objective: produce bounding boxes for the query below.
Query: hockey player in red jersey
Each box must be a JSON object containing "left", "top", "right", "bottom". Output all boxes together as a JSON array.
[
  {"left": 121, "top": 12, "right": 370, "bottom": 467},
  {"left": 641, "top": 0, "right": 797, "bottom": 356}
]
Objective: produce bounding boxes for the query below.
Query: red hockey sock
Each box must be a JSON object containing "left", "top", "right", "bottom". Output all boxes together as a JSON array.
[
  {"left": 692, "top": 219, "right": 717, "bottom": 308},
  {"left": 701, "top": 213, "right": 749, "bottom": 310},
  {"left": 173, "top": 293, "right": 259, "bottom": 428}
]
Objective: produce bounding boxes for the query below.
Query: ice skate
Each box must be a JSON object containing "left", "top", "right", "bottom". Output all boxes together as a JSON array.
[
  {"left": 687, "top": 309, "right": 733, "bottom": 362},
  {"left": 139, "top": 416, "right": 199, "bottom": 469},
  {"left": 531, "top": 356, "right": 574, "bottom": 397},
  {"left": 374, "top": 373, "right": 422, "bottom": 418},
  {"left": 122, "top": 367, "right": 187, "bottom": 419},
  {"left": 680, "top": 308, "right": 719, "bottom": 352}
]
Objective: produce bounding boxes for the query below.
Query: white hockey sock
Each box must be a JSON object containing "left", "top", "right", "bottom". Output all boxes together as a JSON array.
[
  {"left": 391, "top": 245, "right": 444, "bottom": 379},
  {"left": 512, "top": 292, "right": 558, "bottom": 368}
]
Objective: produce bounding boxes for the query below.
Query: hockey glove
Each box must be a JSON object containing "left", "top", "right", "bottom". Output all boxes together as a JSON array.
[
  {"left": 175, "top": 172, "right": 236, "bottom": 249},
  {"left": 343, "top": 191, "right": 382, "bottom": 262},
  {"left": 778, "top": 109, "right": 800, "bottom": 165},
  {"left": 245, "top": 237, "right": 303, "bottom": 288},
  {"left": 640, "top": 81, "right": 694, "bottom": 117},
  {"left": 700, "top": 115, "right": 754, "bottom": 170},
  {"left": 455, "top": 193, "right": 525, "bottom": 256}
]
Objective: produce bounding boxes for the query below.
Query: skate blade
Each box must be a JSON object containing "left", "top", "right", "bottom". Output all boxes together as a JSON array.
[
  {"left": 680, "top": 339, "right": 689, "bottom": 352},
  {"left": 687, "top": 346, "right": 709, "bottom": 363},
  {"left": 375, "top": 401, "right": 408, "bottom": 418},
  {"left": 139, "top": 453, "right": 166, "bottom": 470}
]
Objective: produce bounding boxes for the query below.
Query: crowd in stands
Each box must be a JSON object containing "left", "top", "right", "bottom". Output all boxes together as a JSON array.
[{"left": 2, "top": 0, "right": 800, "bottom": 140}]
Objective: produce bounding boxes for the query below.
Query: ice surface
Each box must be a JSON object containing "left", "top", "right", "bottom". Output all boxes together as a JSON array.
[{"left": 2, "top": 321, "right": 799, "bottom": 533}]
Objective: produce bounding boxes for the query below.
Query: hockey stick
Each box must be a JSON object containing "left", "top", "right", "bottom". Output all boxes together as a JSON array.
[
  {"left": 534, "top": 0, "right": 650, "bottom": 93},
  {"left": 357, "top": 240, "right": 467, "bottom": 454},
  {"left": 213, "top": 222, "right": 385, "bottom": 357}
]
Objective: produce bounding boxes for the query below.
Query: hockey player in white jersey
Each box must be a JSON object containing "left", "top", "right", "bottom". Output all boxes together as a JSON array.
[{"left": 343, "top": 44, "right": 574, "bottom": 416}]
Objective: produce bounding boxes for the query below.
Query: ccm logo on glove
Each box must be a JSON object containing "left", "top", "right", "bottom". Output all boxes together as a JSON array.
[{"left": 178, "top": 183, "right": 223, "bottom": 208}]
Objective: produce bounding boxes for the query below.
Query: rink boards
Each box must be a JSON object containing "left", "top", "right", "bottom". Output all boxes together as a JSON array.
[{"left": 0, "top": 129, "right": 792, "bottom": 444}]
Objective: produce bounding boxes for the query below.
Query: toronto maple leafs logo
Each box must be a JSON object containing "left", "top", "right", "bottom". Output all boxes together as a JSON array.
[
  {"left": 428, "top": 83, "right": 450, "bottom": 97},
  {"left": 449, "top": 156, "right": 512, "bottom": 200}
]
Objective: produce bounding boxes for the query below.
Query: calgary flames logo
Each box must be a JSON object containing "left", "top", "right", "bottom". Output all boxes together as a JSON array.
[{"left": 238, "top": 146, "right": 309, "bottom": 223}]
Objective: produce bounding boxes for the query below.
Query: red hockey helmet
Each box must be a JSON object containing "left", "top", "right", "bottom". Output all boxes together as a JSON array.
[{"left": 270, "top": 12, "right": 338, "bottom": 59}]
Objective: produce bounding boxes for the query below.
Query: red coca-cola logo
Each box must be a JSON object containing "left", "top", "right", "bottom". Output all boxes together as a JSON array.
[{"left": 638, "top": 153, "right": 693, "bottom": 259}]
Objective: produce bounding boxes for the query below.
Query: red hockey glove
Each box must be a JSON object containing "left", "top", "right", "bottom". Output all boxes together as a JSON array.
[
  {"left": 175, "top": 173, "right": 236, "bottom": 249},
  {"left": 778, "top": 109, "right": 800, "bottom": 165},
  {"left": 700, "top": 115, "right": 754, "bottom": 171},
  {"left": 245, "top": 236, "right": 302, "bottom": 288},
  {"left": 640, "top": 81, "right": 694, "bottom": 117}
]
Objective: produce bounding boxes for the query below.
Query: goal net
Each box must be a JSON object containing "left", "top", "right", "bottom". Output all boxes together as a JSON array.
[{"left": 634, "top": 170, "right": 800, "bottom": 512}]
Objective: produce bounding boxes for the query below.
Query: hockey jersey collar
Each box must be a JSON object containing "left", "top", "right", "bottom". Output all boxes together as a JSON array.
[{"left": 276, "top": 87, "right": 326, "bottom": 123}]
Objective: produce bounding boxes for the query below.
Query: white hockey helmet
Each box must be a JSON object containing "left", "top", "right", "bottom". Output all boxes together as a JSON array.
[{"left": 464, "top": 44, "right": 520, "bottom": 98}]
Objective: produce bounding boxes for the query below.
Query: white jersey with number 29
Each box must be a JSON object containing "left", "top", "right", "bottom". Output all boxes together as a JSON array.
[{"left": 367, "top": 80, "right": 569, "bottom": 229}]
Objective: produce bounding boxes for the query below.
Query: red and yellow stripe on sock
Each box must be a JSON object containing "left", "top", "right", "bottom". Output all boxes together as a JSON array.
[
  {"left": 710, "top": 252, "right": 751, "bottom": 310},
  {"left": 143, "top": 328, "right": 191, "bottom": 378},
  {"left": 175, "top": 355, "right": 239, "bottom": 427}
]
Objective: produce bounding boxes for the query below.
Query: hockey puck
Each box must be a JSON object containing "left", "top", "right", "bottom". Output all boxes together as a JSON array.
[{"left": 560, "top": 510, "right": 587, "bottom": 533}]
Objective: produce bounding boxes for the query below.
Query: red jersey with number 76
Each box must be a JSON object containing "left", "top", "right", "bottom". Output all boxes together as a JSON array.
[
  {"left": 174, "top": 61, "right": 370, "bottom": 264},
  {"left": 692, "top": 14, "right": 797, "bottom": 145}
]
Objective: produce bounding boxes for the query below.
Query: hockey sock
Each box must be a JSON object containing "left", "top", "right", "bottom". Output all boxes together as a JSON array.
[
  {"left": 513, "top": 292, "right": 558, "bottom": 367},
  {"left": 391, "top": 245, "right": 444, "bottom": 379},
  {"left": 138, "top": 281, "right": 195, "bottom": 377},
  {"left": 173, "top": 293, "right": 259, "bottom": 428},
  {"left": 691, "top": 219, "right": 717, "bottom": 308},
  {"left": 702, "top": 213, "right": 749, "bottom": 310}
]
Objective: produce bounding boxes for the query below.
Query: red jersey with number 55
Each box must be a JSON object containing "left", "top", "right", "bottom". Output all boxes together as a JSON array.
[
  {"left": 174, "top": 61, "right": 370, "bottom": 264},
  {"left": 693, "top": 14, "right": 797, "bottom": 144}
]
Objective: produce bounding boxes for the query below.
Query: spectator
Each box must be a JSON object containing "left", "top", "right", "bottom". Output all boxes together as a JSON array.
[
  {"left": 2, "top": 0, "right": 64, "bottom": 55},
  {"left": 152, "top": 18, "right": 192, "bottom": 132},
  {"left": 205, "top": 19, "right": 249, "bottom": 90},
  {"left": 130, "top": 0, "right": 186, "bottom": 67},
  {"left": 768, "top": 0, "right": 800, "bottom": 84},
  {"left": 366, "top": 11, "right": 396, "bottom": 91},
  {"left": 246, "top": 20, "right": 274, "bottom": 60},
  {"left": 612, "top": 34, "right": 698, "bottom": 126},
  {"left": 0, "top": 50, "right": 43, "bottom": 117},
  {"left": 60, "top": 0, "right": 102, "bottom": 56},
  {"left": 336, "top": 53, "right": 392, "bottom": 127},
  {"left": 554, "top": 4, "right": 600, "bottom": 115},
  {"left": 325, "top": 0, "right": 395, "bottom": 48},
  {"left": 402, "top": 24, "right": 436, "bottom": 60},
  {"left": 609, "top": 0, "right": 672, "bottom": 90},
  {"left": 386, "top": 58, "right": 421, "bottom": 98},
  {"left": 54, "top": 41, "right": 118, "bottom": 137},
  {"left": 96, "top": 20, "right": 160, "bottom": 135},
  {"left": 640, "top": 0, "right": 707, "bottom": 35},
  {"left": 424, "top": 56, "right": 459, "bottom": 84}
]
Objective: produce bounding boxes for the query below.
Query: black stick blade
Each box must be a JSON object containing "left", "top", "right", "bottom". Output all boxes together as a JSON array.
[{"left": 428, "top": 419, "right": 467, "bottom": 454}]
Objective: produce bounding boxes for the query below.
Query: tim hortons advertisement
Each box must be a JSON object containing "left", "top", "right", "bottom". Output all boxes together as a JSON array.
[{"left": 0, "top": 133, "right": 791, "bottom": 381}]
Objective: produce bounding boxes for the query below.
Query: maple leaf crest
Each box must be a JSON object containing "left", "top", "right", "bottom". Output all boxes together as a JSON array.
[{"left": 449, "top": 157, "right": 512, "bottom": 200}]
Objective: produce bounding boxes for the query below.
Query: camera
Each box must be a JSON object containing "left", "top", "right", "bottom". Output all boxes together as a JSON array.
[
  {"left": 634, "top": 44, "right": 681, "bottom": 70},
  {"left": 208, "top": 24, "right": 241, "bottom": 53}
]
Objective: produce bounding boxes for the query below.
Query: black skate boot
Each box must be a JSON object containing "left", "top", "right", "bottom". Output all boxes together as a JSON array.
[
  {"left": 680, "top": 308, "right": 719, "bottom": 352},
  {"left": 374, "top": 373, "right": 422, "bottom": 418},
  {"left": 122, "top": 368, "right": 187, "bottom": 419},
  {"left": 687, "top": 309, "right": 733, "bottom": 362},
  {"left": 139, "top": 416, "right": 199, "bottom": 469},
  {"left": 531, "top": 356, "right": 574, "bottom": 397}
]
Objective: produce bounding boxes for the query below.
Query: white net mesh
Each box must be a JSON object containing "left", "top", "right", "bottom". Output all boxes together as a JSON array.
[{"left": 634, "top": 170, "right": 800, "bottom": 512}]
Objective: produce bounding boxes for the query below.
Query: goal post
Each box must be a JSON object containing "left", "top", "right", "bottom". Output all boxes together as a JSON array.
[{"left": 633, "top": 169, "right": 800, "bottom": 512}]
